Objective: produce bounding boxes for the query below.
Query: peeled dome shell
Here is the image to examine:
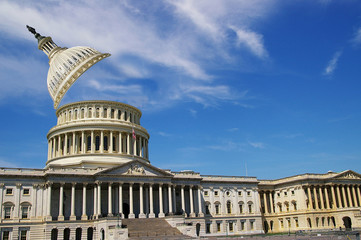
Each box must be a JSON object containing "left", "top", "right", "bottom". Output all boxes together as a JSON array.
[{"left": 47, "top": 46, "right": 110, "bottom": 109}]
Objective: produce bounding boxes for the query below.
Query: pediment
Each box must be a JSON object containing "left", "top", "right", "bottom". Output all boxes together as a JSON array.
[
  {"left": 96, "top": 160, "right": 173, "bottom": 177},
  {"left": 333, "top": 170, "right": 361, "bottom": 180}
]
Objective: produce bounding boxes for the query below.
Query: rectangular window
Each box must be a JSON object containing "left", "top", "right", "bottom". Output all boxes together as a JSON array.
[
  {"left": 217, "top": 223, "right": 221, "bottom": 232},
  {"left": 250, "top": 221, "right": 254, "bottom": 230},
  {"left": 22, "top": 206, "right": 29, "bottom": 219},
  {"left": 214, "top": 191, "right": 219, "bottom": 196},
  {"left": 215, "top": 204, "right": 220, "bottom": 215},
  {"left": 5, "top": 188, "right": 13, "bottom": 195},
  {"left": 248, "top": 204, "right": 252, "bottom": 213},
  {"left": 295, "top": 218, "right": 299, "bottom": 227},
  {"left": 241, "top": 221, "right": 245, "bottom": 231},
  {"left": 206, "top": 223, "right": 211, "bottom": 233},
  {"left": 291, "top": 190, "right": 295, "bottom": 195},
  {"left": 280, "top": 219, "right": 284, "bottom": 228},
  {"left": 205, "top": 205, "right": 210, "bottom": 215},
  {"left": 284, "top": 191, "right": 287, "bottom": 196},
  {"left": 277, "top": 192, "right": 280, "bottom": 197},
  {"left": 20, "top": 230, "right": 27, "bottom": 240},
  {"left": 229, "top": 222, "right": 233, "bottom": 232},
  {"left": 4, "top": 207, "right": 11, "bottom": 219},
  {"left": 239, "top": 204, "right": 243, "bottom": 213},
  {"left": 247, "top": 191, "right": 251, "bottom": 196},
  {"left": 23, "top": 188, "right": 30, "bottom": 195},
  {"left": 204, "top": 191, "right": 208, "bottom": 196},
  {"left": 238, "top": 191, "right": 242, "bottom": 196},
  {"left": 2, "top": 231, "right": 10, "bottom": 240}
]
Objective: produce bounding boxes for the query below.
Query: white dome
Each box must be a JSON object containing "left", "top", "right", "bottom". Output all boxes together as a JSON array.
[{"left": 47, "top": 46, "right": 110, "bottom": 109}]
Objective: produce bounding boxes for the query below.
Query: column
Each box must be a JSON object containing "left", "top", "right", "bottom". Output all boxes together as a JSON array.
[
  {"left": 70, "top": 183, "right": 76, "bottom": 220},
  {"left": 313, "top": 186, "right": 319, "bottom": 209},
  {"left": 119, "top": 183, "right": 123, "bottom": 218},
  {"left": 263, "top": 192, "right": 269, "bottom": 213},
  {"left": 81, "top": 131, "right": 85, "bottom": 154},
  {"left": 319, "top": 187, "right": 325, "bottom": 210},
  {"left": 127, "top": 133, "right": 130, "bottom": 154},
  {"left": 307, "top": 186, "right": 313, "bottom": 209},
  {"left": 46, "top": 182, "right": 52, "bottom": 221},
  {"left": 97, "top": 182, "right": 101, "bottom": 216},
  {"left": 52, "top": 138, "right": 56, "bottom": 158},
  {"left": 172, "top": 185, "right": 176, "bottom": 214},
  {"left": 331, "top": 185, "right": 337, "bottom": 208},
  {"left": 31, "top": 184, "right": 37, "bottom": 219},
  {"left": 0, "top": 184, "right": 4, "bottom": 219},
  {"left": 139, "top": 137, "right": 143, "bottom": 157},
  {"left": 14, "top": 184, "right": 21, "bottom": 219},
  {"left": 47, "top": 140, "right": 51, "bottom": 159},
  {"left": 57, "top": 135, "right": 61, "bottom": 157},
  {"left": 159, "top": 184, "right": 165, "bottom": 218},
  {"left": 342, "top": 185, "right": 348, "bottom": 208},
  {"left": 149, "top": 184, "right": 155, "bottom": 218},
  {"left": 91, "top": 130, "right": 95, "bottom": 153},
  {"left": 129, "top": 183, "right": 135, "bottom": 218},
  {"left": 93, "top": 184, "right": 97, "bottom": 219},
  {"left": 72, "top": 132, "right": 76, "bottom": 154},
  {"left": 357, "top": 185, "right": 361, "bottom": 207},
  {"left": 352, "top": 185, "right": 358, "bottom": 207},
  {"left": 108, "top": 183, "right": 113, "bottom": 216},
  {"left": 82, "top": 184, "right": 88, "bottom": 220},
  {"left": 198, "top": 186, "right": 203, "bottom": 217},
  {"left": 269, "top": 192, "right": 274, "bottom": 213},
  {"left": 139, "top": 184, "right": 145, "bottom": 218},
  {"left": 190, "top": 186, "right": 195, "bottom": 217},
  {"left": 109, "top": 131, "right": 113, "bottom": 153},
  {"left": 324, "top": 187, "right": 330, "bottom": 209},
  {"left": 64, "top": 134, "right": 68, "bottom": 155},
  {"left": 336, "top": 185, "right": 342, "bottom": 208},
  {"left": 58, "top": 183, "right": 64, "bottom": 221},
  {"left": 118, "top": 132, "right": 122, "bottom": 153},
  {"left": 347, "top": 185, "right": 353, "bottom": 207},
  {"left": 100, "top": 130, "right": 104, "bottom": 153},
  {"left": 133, "top": 136, "right": 137, "bottom": 156},
  {"left": 168, "top": 184, "right": 173, "bottom": 215},
  {"left": 181, "top": 185, "right": 186, "bottom": 216},
  {"left": 145, "top": 185, "right": 149, "bottom": 216}
]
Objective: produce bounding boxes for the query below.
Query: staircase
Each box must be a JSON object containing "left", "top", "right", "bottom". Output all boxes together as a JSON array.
[{"left": 122, "top": 218, "right": 192, "bottom": 239}]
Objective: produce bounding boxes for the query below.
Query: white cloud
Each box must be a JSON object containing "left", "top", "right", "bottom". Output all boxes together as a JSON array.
[
  {"left": 0, "top": 0, "right": 275, "bottom": 109},
  {"left": 352, "top": 27, "right": 361, "bottom": 45},
  {"left": 248, "top": 141, "right": 265, "bottom": 149},
  {"left": 323, "top": 51, "right": 342, "bottom": 76}
]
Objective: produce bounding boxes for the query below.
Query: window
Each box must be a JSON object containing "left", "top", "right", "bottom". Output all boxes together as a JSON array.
[
  {"left": 295, "top": 218, "right": 299, "bottom": 227},
  {"left": 2, "top": 231, "right": 10, "bottom": 240},
  {"left": 22, "top": 206, "right": 29, "bottom": 219},
  {"left": 227, "top": 201, "right": 232, "bottom": 214},
  {"left": 104, "top": 136, "right": 108, "bottom": 151},
  {"left": 87, "top": 136, "right": 91, "bottom": 151},
  {"left": 248, "top": 203, "right": 253, "bottom": 213},
  {"left": 20, "top": 230, "right": 27, "bottom": 240},
  {"left": 277, "top": 192, "right": 280, "bottom": 197},
  {"left": 206, "top": 223, "right": 211, "bottom": 233},
  {"left": 4, "top": 206, "right": 12, "bottom": 219},
  {"left": 205, "top": 204, "right": 210, "bottom": 215},
  {"left": 287, "top": 218, "right": 291, "bottom": 228},
  {"left": 291, "top": 190, "right": 295, "bottom": 195},
  {"left": 214, "top": 191, "right": 219, "bottom": 196},
  {"left": 217, "top": 223, "right": 221, "bottom": 232},
  {"left": 238, "top": 191, "right": 242, "bottom": 196},
  {"left": 241, "top": 221, "right": 245, "bottom": 231},
  {"left": 229, "top": 222, "right": 233, "bottom": 232},
  {"left": 226, "top": 191, "right": 230, "bottom": 196},
  {"left": 23, "top": 188, "right": 30, "bottom": 195},
  {"left": 284, "top": 191, "right": 287, "bottom": 196},
  {"left": 239, "top": 203, "right": 243, "bottom": 213},
  {"left": 6, "top": 188, "right": 13, "bottom": 195},
  {"left": 279, "top": 219, "right": 284, "bottom": 228},
  {"left": 250, "top": 221, "right": 254, "bottom": 230},
  {"left": 247, "top": 191, "right": 251, "bottom": 196},
  {"left": 215, "top": 204, "right": 220, "bottom": 215},
  {"left": 95, "top": 136, "right": 100, "bottom": 151},
  {"left": 204, "top": 191, "right": 208, "bottom": 196}
]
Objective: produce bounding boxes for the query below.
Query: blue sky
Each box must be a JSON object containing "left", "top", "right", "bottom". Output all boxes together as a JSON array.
[{"left": 0, "top": 0, "right": 361, "bottom": 179}]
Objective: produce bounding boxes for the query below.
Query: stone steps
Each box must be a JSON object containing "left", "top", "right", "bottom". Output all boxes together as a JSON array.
[{"left": 122, "top": 218, "right": 192, "bottom": 239}]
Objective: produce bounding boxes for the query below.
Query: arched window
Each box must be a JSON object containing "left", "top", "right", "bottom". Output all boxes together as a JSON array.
[
  {"left": 307, "top": 218, "right": 312, "bottom": 228},
  {"left": 76, "top": 228, "right": 82, "bottom": 240},
  {"left": 95, "top": 136, "right": 100, "bottom": 151},
  {"left": 111, "top": 109, "right": 115, "bottom": 118},
  {"left": 129, "top": 113, "right": 132, "bottom": 122},
  {"left": 104, "top": 136, "right": 108, "bottom": 151},
  {"left": 112, "top": 137, "right": 116, "bottom": 152},
  {"left": 88, "top": 108, "right": 92, "bottom": 118},
  {"left": 87, "top": 227, "right": 93, "bottom": 240},
  {"left": 292, "top": 200, "right": 297, "bottom": 210},
  {"left": 81, "top": 108, "right": 85, "bottom": 119},
  {"left": 124, "top": 111, "right": 127, "bottom": 121},
  {"left": 51, "top": 228, "right": 58, "bottom": 240},
  {"left": 214, "top": 202, "right": 221, "bottom": 215},
  {"left": 100, "top": 229, "right": 105, "bottom": 240},
  {"left": 96, "top": 108, "right": 100, "bottom": 118},
  {"left": 3, "top": 202, "right": 14, "bottom": 219},
  {"left": 205, "top": 202, "right": 210, "bottom": 215},
  {"left": 284, "top": 201, "right": 289, "bottom": 212},
  {"left": 117, "top": 110, "right": 121, "bottom": 120},
  {"left": 87, "top": 136, "right": 91, "bottom": 151},
  {"left": 74, "top": 109, "right": 78, "bottom": 120},
  {"left": 277, "top": 202, "right": 282, "bottom": 212},
  {"left": 64, "top": 228, "right": 70, "bottom": 240},
  {"left": 103, "top": 108, "right": 107, "bottom": 118}
]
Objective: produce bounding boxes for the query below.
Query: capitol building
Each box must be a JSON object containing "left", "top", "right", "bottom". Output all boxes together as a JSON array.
[{"left": 0, "top": 27, "right": 360, "bottom": 240}]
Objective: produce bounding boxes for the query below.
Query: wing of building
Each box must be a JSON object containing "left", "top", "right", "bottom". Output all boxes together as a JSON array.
[{"left": 0, "top": 27, "right": 360, "bottom": 240}]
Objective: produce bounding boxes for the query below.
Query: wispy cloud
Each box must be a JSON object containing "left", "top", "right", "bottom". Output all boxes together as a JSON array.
[
  {"left": 323, "top": 51, "right": 342, "bottom": 76},
  {"left": 158, "top": 131, "right": 172, "bottom": 137},
  {"left": 227, "top": 128, "right": 239, "bottom": 132},
  {"left": 248, "top": 141, "right": 265, "bottom": 149},
  {"left": 351, "top": 27, "right": 361, "bottom": 45}
]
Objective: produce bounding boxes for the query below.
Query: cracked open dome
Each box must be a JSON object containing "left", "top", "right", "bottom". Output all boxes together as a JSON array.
[{"left": 27, "top": 26, "right": 110, "bottom": 109}]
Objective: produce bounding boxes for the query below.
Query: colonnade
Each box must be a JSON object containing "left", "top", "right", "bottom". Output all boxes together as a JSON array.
[
  {"left": 304, "top": 184, "right": 361, "bottom": 210},
  {"left": 47, "top": 130, "right": 148, "bottom": 160},
  {"left": 259, "top": 191, "right": 275, "bottom": 214},
  {"left": 45, "top": 182, "right": 203, "bottom": 221},
  {"left": 57, "top": 104, "right": 140, "bottom": 125}
]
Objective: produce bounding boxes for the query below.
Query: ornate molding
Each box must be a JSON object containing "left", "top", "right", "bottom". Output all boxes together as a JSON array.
[{"left": 126, "top": 164, "right": 145, "bottom": 175}]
